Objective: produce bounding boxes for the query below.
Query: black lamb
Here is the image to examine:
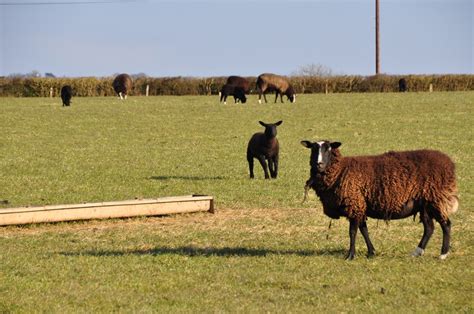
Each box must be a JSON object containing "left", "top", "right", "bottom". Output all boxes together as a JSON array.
[{"left": 247, "top": 121, "right": 282, "bottom": 179}]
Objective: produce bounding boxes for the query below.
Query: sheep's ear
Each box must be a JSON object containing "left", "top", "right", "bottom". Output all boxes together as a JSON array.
[
  {"left": 275, "top": 120, "right": 283, "bottom": 126},
  {"left": 330, "top": 142, "right": 342, "bottom": 149},
  {"left": 259, "top": 121, "right": 267, "bottom": 127},
  {"left": 300, "top": 140, "right": 313, "bottom": 148}
]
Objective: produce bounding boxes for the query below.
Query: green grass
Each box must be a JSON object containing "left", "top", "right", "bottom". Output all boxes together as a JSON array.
[{"left": 1, "top": 93, "right": 473, "bottom": 312}]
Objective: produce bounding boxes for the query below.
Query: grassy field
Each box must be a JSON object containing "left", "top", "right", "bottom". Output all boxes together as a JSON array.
[{"left": 1, "top": 93, "right": 473, "bottom": 312}]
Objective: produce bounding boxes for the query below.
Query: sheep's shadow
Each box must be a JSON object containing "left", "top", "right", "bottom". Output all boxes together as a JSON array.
[
  {"left": 60, "top": 246, "right": 346, "bottom": 258},
  {"left": 149, "top": 175, "right": 225, "bottom": 181}
]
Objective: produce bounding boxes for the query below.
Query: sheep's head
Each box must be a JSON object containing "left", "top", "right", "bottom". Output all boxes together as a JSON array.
[
  {"left": 301, "top": 140, "right": 341, "bottom": 172},
  {"left": 286, "top": 86, "right": 296, "bottom": 103},
  {"left": 237, "top": 90, "right": 247, "bottom": 103},
  {"left": 259, "top": 120, "right": 282, "bottom": 138}
]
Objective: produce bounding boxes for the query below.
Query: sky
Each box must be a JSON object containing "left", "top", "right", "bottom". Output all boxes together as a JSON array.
[{"left": 0, "top": 0, "right": 472, "bottom": 77}]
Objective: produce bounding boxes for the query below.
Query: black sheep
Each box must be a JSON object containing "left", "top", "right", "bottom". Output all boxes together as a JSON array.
[
  {"left": 113, "top": 73, "right": 133, "bottom": 100},
  {"left": 399, "top": 78, "right": 407, "bottom": 92},
  {"left": 220, "top": 84, "right": 247, "bottom": 104},
  {"left": 225, "top": 76, "right": 250, "bottom": 94},
  {"left": 60, "top": 85, "right": 73, "bottom": 107},
  {"left": 247, "top": 121, "right": 282, "bottom": 179}
]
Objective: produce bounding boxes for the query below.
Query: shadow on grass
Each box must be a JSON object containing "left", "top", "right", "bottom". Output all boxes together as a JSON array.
[
  {"left": 149, "top": 175, "right": 226, "bottom": 181},
  {"left": 60, "top": 246, "right": 346, "bottom": 257}
]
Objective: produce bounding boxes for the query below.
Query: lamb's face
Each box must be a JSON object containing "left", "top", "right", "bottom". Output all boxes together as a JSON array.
[
  {"left": 259, "top": 121, "right": 283, "bottom": 138},
  {"left": 301, "top": 140, "right": 342, "bottom": 172}
]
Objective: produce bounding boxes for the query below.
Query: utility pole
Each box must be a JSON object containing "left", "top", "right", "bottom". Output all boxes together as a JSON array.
[{"left": 375, "top": 0, "right": 380, "bottom": 75}]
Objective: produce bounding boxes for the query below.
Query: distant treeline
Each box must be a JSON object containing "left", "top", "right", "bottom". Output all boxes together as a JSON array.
[{"left": 0, "top": 75, "right": 473, "bottom": 97}]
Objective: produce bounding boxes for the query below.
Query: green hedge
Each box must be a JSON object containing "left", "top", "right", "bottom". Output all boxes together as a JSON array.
[{"left": 0, "top": 75, "right": 472, "bottom": 97}]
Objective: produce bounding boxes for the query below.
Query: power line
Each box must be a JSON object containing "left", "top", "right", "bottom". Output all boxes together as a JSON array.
[{"left": 0, "top": 0, "right": 136, "bottom": 5}]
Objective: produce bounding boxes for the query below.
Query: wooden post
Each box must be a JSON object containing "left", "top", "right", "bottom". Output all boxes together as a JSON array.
[
  {"left": 375, "top": 0, "right": 381, "bottom": 75},
  {"left": 49, "top": 87, "right": 53, "bottom": 98},
  {"left": 429, "top": 84, "right": 433, "bottom": 92},
  {"left": 325, "top": 82, "right": 328, "bottom": 95},
  {"left": 146, "top": 84, "right": 150, "bottom": 97}
]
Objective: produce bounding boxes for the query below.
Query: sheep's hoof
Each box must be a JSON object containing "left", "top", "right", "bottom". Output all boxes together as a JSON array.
[
  {"left": 367, "top": 251, "right": 376, "bottom": 258},
  {"left": 412, "top": 247, "right": 425, "bottom": 257},
  {"left": 439, "top": 253, "right": 449, "bottom": 260},
  {"left": 345, "top": 252, "right": 355, "bottom": 260}
]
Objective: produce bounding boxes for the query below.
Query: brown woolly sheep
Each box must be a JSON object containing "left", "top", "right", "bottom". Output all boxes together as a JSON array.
[
  {"left": 60, "top": 85, "right": 73, "bottom": 107},
  {"left": 113, "top": 73, "right": 133, "bottom": 100},
  {"left": 301, "top": 140, "right": 459, "bottom": 260},
  {"left": 247, "top": 121, "right": 282, "bottom": 179},
  {"left": 256, "top": 73, "right": 296, "bottom": 104}
]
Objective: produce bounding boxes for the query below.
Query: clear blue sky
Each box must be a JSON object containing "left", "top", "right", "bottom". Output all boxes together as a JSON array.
[{"left": 0, "top": 0, "right": 472, "bottom": 77}]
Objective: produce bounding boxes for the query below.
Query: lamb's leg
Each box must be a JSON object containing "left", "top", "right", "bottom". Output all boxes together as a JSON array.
[
  {"left": 359, "top": 221, "right": 375, "bottom": 257},
  {"left": 438, "top": 219, "right": 451, "bottom": 260},
  {"left": 272, "top": 155, "right": 279, "bottom": 178},
  {"left": 247, "top": 155, "right": 254, "bottom": 179},
  {"left": 346, "top": 219, "right": 358, "bottom": 260},
  {"left": 256, "top": 155, "right": 270, "bottom": 179},
  {"left": 413, "top": 210, "right": 434, "bottom": 257},
  {"left": 268, "top": 158, "right": 275, "bottom": 178}
]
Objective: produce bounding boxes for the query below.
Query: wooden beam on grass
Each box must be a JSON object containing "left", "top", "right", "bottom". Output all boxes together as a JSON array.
[{"left": 0, "top": 195, "right": 214, "bottom": 226}]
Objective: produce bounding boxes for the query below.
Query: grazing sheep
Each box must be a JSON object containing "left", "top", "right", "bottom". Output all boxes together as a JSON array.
[
  {"left": 247, "top": 121, "right": 282, "bottom": 179},
  {"left": 60, "top": 85, "right": 73, "bottom": 107},
  {"left": 225, "top": 76, "right": 251, "bottom": 94},
  {"left": 220, "top": 84, "right": 247, "bottom": 104},
  {"left": 113, "top": 73, "right": 133, "bottom": 100},
  {"left": 256, "top": 73, "right": 295, "bottom": 104},
  {"left": 399, "top": 78, "right": 407, "bottom": 92},
  {"left": 301, "top": 140, "right": 459, "bottom": 260}
]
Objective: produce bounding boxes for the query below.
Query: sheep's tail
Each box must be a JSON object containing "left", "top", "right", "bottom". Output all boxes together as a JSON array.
[
  {"left": 438, "top": 186, "right": 459, "bottom": 220},
  {"left": 447, "top": 195, "right": 459, "bottom": 215}
]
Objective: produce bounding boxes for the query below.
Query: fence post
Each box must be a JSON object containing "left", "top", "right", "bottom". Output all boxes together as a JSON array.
[
  {"left": 49, "top": 87, "right": 53, "bottom": 98},
  {"left": 325, "top": 82, "right": 328, "bottom": 95},
  {"left": 146, "top": 84, "right": 150, "bottom": 97},
  {"left": 429, "top": 84, "right": 433, "bottom": 92}
]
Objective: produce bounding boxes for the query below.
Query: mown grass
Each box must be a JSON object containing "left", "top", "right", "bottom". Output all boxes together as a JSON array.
[{"left": 1, "top": 93, "right": 473, "bottom": 312}]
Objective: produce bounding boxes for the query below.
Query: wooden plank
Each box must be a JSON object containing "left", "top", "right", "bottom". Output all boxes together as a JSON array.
[{"left": 0, "top": 195, "right": 214, "bottom": 226}]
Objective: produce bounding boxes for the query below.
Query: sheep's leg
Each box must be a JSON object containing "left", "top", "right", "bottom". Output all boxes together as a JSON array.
[
  {"left": 413, "top": 210, "right": 434, "bottom": 257},
  {"left": 271, "top": 155, "right": 279, "bottom": 178},
  {"left": 438, "top": 219, "right": 451, "bottom": 260},
  {"left": 257, "top": 155, "right": 270, "bottom": 179},
  {"left": 346, "top": 219, "right": 358, "bottom": 260},
  {"left": 263, "top": 93, "right": 268, "bottom": 103},
  {"left": 274, "top": 92, "right": 279, "bottom": 103},
  {"left": 268, "top": 158, "right": 275, "bottom": 178},
  {"left": 119, "top": 92, "right": 124, "bottom": 100},
  {"left": 280, "top": 93, "right": 284, "bottom": 103},
  {"left": 359, "top": 221, "right": 375, "bottom": 257},
  {"left": 247, "top": 155, "right": 255, "bottom": 179}
]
